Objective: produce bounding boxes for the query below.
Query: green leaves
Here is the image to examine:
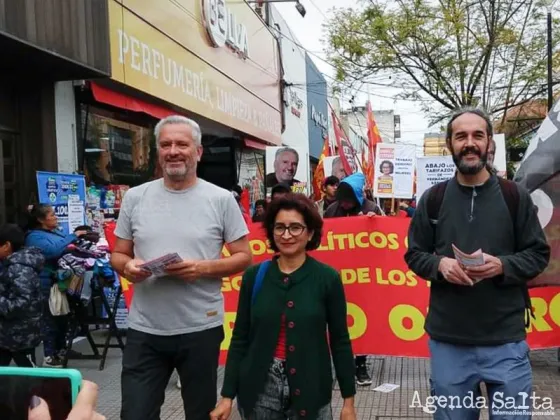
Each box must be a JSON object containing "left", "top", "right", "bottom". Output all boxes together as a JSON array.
[{"left": 325, "top": 0, "right": 557, "bottom": 122}]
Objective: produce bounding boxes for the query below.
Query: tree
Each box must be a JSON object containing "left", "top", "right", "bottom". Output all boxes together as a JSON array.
[{"left": 325, "top": 0, "right": 560, "bottom": 124}]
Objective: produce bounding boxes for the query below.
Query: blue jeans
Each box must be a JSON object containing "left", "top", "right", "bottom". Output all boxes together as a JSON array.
[{"left": 428, "top": 339, "right": 532, "bottom": 420}]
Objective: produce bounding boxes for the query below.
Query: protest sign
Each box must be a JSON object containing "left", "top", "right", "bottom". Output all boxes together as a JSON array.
[
  {"left": 373, "top": 144, "right": 415, "bottom": 198},
  {"left": 416, "top": 156, "right": 455, "bottom": 200}
]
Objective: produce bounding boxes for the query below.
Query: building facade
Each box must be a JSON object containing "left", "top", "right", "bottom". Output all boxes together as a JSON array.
[
  {"left": 305, "top": 54, "right": 328, "bottom": 160},
  {"left": 423, "top": 133, "right": 448, "bottom": 156},
  {"left": 269, "top": 6, "right": 309, "bottom": 154},
  {"left": 0, "top": 1, "right": 111, "bottom": 224},
  {"left": 65, "top": 0, "right": 283, "bottom": 205},
  {"left": 341, "top": 107, "right": 401, "bottom": 148}
]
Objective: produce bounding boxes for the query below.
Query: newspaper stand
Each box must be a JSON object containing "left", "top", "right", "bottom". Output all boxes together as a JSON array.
[
  {"left": 62, "top": 221, "right": 126, "bottom": 370},
  {"left": 62, "top": 276, "right": 125, "bottom": 370}
]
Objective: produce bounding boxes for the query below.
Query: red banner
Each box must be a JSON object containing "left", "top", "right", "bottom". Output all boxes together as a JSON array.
[{"left": 115, "top": 218, "right": 560, "bottom": 365}]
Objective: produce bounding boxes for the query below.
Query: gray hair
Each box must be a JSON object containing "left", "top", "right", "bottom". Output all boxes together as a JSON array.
[
  {"left": 154, "top": 115, "right": 202, "bottom": 146},
  {"left": 275, "top": 147, "right": 299, "bottom": 162}
]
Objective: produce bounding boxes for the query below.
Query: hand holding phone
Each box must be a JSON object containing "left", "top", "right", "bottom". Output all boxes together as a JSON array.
[{"left": 28, "top": 380, "right": 104, "bottom": 420}]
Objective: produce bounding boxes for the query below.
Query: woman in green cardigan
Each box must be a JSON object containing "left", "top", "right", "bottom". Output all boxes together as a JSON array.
[{"left": 211, "top": 193, "right": 357, "bottom": 420}]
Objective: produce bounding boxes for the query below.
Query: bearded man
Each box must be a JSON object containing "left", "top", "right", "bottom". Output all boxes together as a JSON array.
[{"left": 404, "top": 108, "right": 549, "bottom": 420}]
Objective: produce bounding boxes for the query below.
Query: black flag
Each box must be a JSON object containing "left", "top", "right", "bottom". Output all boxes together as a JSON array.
[{"left": 514, "top": 101, "right": 560, "bottom": 286}]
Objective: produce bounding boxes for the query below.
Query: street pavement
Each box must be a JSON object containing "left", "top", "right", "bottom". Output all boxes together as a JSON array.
[{"left": 51, "top": 332, "right": 560, "bottom": 419}]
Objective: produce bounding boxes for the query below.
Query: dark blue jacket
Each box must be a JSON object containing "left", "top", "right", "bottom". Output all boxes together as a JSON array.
[{"left": 25, "top": 229, "right": 77, "bottom": 289}]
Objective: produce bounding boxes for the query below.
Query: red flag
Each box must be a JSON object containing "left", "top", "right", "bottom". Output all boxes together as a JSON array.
[
  {"left": 312, "top": 136, "right": 331, "bottom": 200},
  {"left": 366, "top": 101, "right": 382, "bottom": 188},
  {"left": 331, "top": 109, "right": 356, "bottom": 176}
]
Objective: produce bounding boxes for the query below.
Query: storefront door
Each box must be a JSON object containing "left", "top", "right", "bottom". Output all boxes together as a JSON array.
[{"left": 0, "top": 130, "right": 19, "bottom": 224}]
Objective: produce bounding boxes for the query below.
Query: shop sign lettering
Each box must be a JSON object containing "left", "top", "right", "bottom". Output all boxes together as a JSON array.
[
  {"left": 202, "top": 0, "right": 250, "bottom": 59},
  {"left": 311, "top": 105, "right": 327, "bottom": 130}
]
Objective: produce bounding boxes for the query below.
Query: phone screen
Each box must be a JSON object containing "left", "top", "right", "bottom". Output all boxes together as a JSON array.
[{"left": 0, "top": 375, "right": 72, "bottom": 420}]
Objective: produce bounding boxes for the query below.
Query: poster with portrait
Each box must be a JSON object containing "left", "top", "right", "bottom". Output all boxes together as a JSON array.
[
  {"left": 323, "top": 155, "right": 362, "bottom": 181},
  {"left": 373, "top": 144, "right": 416, "bottom": 198},
  {"left": 265, "top": 146, "right": 309, "bottom": 195}
]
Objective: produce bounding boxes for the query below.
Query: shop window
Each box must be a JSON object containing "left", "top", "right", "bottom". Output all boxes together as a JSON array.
[
  {"left": 238, "top": 148, "right": 265, "bottom": 205},
  {"left": 81, "top": 105, "right": 157, "bottom": 187}
]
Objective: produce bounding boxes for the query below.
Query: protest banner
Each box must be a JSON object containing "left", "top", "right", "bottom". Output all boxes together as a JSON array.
[
  {"left": 115, "top": 218, "right": 560, "bottom": 365},
  {"left": 416, "top": 156, "right": 455, "bottom": 201},
  {"left": 373, "top": 144, "right": 416, "bottom": 198}
]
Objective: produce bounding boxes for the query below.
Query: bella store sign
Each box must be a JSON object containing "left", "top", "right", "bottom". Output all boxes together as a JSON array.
[{"left": 203, "top": 0, "right": 250, "bottom": 59}]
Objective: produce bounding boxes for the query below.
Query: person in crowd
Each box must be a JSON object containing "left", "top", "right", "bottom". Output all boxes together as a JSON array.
[
  {"left": 252, "top": 199, "right": 267, "bottom": 223},
  {"left": 271, "top": 183, "right": 292, "bottom": 201},
  {"left": 405, "top": 107, "right": 550, "bottom": 420},
  {"left": 266, "top": 147, "right": 300, "bottom": 188},
  {"left": 398, "top": 199, "right": 415, "bottom": 217},
  {"left": 315, "top": 176, "right": 339, "bottom": 217},
  {"left": 211, "top": 193, "right": 356, "bottom": 420},
  {"left": 24, "top": 204, "right": 88, "bottom": 368},
  {"left": 232, "top": 185, "right": 251, "bottom": 225},
  {"left": 486, "top": 138, "right": 498, "bottom": 175},
  {"left": 28, "top": 380, "right": 105, "bottom": 420},
  {"left": 324, "top": 172, "right": 379, "bottom": 386},
  {"left": 324, "top": 173, "right": 381, "bottom": 219},
  {"left": 110, "top": 115, "right": 252, "bottom": 420},
  {"left": 0, "top": 224, "right": 44, "bottom": 367}
]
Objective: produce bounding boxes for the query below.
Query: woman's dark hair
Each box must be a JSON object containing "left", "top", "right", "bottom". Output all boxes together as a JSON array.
[
  {"left": 255, "top": 199, "right": 266, "bottom": 208},
  {"left": 379, "top": 160, "right": 394, "bottom": 173},
  {"left": 264, "top": 193, "right": 323, "bottom": 252},
  {"left": 0, "top": 224, "right": 25, "bottom": 252},
  {"left": 21, "top": 203, "right": 53, "bottom": 231}
]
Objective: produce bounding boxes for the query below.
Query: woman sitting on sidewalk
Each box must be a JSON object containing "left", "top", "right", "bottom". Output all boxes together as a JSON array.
[{"left": 211, "top": 193, "right": 356, "bottom": 420}]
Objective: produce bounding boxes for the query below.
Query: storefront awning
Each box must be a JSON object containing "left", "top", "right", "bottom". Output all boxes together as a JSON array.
[
  {"left": 90, "top": 82, "right": 178, "bottom": 120},
  {"left": 244, "top": 138, "right": 267, "bottom": 151}
]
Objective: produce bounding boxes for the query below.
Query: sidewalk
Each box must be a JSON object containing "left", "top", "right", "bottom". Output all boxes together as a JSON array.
[{"left": 64, "top": 334, "right": 560, "bottom": 419}]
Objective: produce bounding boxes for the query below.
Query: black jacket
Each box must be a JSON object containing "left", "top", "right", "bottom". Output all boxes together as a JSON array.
[
  {"left": 0, "top": 247, "right": 45, "bottom": 351},
  {"left": 405, "top": 175, "right": 550, "bottom": 345}
]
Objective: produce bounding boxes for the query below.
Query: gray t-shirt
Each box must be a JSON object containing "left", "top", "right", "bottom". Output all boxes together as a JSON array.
[{"left": 114, "top": 178, "right": 249, "bottom": 336}]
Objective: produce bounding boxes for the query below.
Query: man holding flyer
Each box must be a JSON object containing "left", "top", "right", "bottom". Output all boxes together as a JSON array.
[
  {"left": 405, "top": 108, "right": 549, "bottom": 420},
  {"left": 111, "top": 115, "right": 251, "bottom": 420}
]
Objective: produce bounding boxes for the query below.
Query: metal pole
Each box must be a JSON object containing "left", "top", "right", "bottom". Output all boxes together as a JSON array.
[{"left": 547, "top": 8, "right": 553, "bottom": 110}]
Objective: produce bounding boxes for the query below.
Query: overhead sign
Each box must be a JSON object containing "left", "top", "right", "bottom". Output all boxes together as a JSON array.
[{"left": 203, "top": 0, "right": 250, "bottom": 58}]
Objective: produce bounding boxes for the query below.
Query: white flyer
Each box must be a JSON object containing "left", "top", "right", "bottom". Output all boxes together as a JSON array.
[
  {"left": 67, "top": 200, "right": 85, "bottom": 232},
  {"left": 139, "top": 253, "right": 183, "bottom": 276},
  {"left": 452, "top": 244, "right": 484, "bottom": 267},
  {"left": 373, "top": 383, "right": 400, "bottom": 393}
]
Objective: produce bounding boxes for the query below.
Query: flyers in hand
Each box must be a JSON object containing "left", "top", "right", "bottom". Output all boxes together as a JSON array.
[
  {"left": 452, "top": 244, "right": 484, "bottom": 267},
  {"left": 138, "top": 253, "right": 182, "bottom": 277}
]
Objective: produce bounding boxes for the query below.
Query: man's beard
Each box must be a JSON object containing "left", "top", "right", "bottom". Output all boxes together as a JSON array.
[
  {"left": 164, "top": 162, "right": 189, "bottom": 180},
  {"left": 452, "top": 146, "right": 487, "bottom": 175}
]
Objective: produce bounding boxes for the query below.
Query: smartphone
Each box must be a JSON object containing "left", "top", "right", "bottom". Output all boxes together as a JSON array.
[{"left": 0, "top": 367, "right": 82, "bottom": 420}]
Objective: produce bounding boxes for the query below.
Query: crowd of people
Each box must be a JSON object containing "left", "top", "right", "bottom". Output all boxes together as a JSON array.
[{"left": 0, "top": 107, "right": 550, "bottom": 420}]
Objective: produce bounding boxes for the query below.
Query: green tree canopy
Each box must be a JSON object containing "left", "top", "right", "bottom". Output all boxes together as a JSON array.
[{"left": 325, "top": 0, "right": 560, "bottom": 124}]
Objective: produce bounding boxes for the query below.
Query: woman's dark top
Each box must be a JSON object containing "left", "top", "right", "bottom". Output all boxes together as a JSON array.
[{"left": 221, "top": 256, "right": 356, "bottom": 418}]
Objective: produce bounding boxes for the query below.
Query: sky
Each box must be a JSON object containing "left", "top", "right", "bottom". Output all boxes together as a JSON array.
[{"left": 274, "top": 0, "right": 433, "bottom": 150}]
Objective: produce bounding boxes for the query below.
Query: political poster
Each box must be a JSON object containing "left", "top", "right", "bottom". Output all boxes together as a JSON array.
[
  {"left": 36, "top": 172, "right": 87, "bottom": 235},
  {"left": 416, "top": 156, "right": 456, "bottom": 200},
  {"left": 265, "top": 146, "right": 309, "bottom": 194},
  {"left": 373, "top": 144, "right": 416, "bottom": 198}
]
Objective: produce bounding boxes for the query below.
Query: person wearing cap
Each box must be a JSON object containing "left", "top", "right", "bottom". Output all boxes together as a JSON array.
[
  {"left": 315, "top": 176, "right": 339, "bottom": 217},
  {"left": 324, "top": 172, "right": 380, "bottom": 386}
]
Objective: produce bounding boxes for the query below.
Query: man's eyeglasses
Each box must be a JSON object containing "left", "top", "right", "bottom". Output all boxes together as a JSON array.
[{"left": 273, "top": 223, "right": 307, "bottom": 237}]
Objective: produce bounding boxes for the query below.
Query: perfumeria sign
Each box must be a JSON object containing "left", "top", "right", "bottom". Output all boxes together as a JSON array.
[{"left": 202, "top": 0, "right": 250, "bottom": 59}]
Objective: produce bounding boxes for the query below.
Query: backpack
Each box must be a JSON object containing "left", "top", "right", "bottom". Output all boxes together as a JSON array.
[
  {"left": 251, "top": 260, "right": 271, "bottom": 305},
  {"left": 425, "top": 177, "right": 534, "bottom": 327}
]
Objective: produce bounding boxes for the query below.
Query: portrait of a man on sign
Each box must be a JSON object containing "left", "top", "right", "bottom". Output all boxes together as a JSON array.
[{"left": 265, "top": 147, "right": 301, "bottom": 188}]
